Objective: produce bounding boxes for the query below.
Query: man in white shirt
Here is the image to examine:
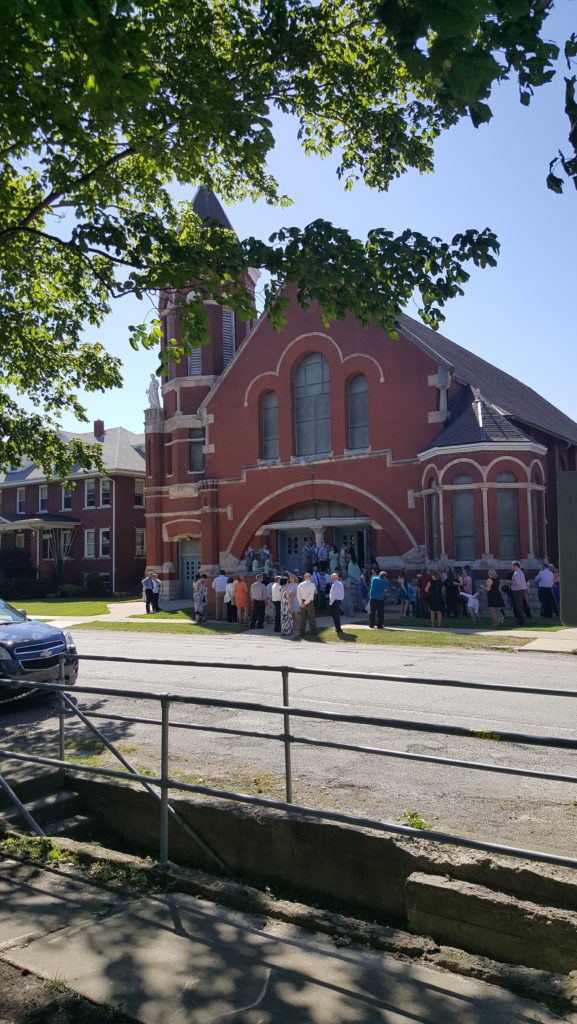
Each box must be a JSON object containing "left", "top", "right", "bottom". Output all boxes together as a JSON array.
[
  {"left": 271, "top": 575, "right": 282, "bottom": 633},
  {"left": 297, "top": 573, "right": 317, "bottom": 637},
  {"left": 211, "top": 570, "right": 228, "bottom": 621},
  {"left": 535, "top": 561, "right": 555, "bottom": 618},
  {"left": 510, "top": 561, "right": 527, "bottom": 625},
  {"left": 329, "top": 573, "right": 345, "bottom": 633}
]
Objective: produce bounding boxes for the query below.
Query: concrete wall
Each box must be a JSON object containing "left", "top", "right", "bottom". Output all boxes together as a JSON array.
[{"left": 71, "top": 778, "right": 577, "bottom": 963}]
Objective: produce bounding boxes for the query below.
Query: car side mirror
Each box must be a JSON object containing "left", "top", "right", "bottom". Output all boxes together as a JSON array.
[{"left": 17, "top": 609, "right": 28, "bottom": 619}]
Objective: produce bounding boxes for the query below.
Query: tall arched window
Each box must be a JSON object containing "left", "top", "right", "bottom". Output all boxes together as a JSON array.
[
  {"left": 452, "top": 474, "right": 475, "bottom": 561},
  {"left": 428, "top": 480, "right": 440, "bottom": 560},
  {"left": 260, "top": 391, "right": 279, "bottom": 460},
  {"left": 294, "top": 352, "right": 331, "bottom": 456},
  {"left": 496, "top": 471, "right": 519, "bottom": 559},
  {"left": 347, "top": 374, "right": 369, "bottom": 449}
]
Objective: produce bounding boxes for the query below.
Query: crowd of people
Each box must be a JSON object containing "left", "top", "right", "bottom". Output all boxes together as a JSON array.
[{"left": 179, "top": 545, "right": 561, "bottom": 635}]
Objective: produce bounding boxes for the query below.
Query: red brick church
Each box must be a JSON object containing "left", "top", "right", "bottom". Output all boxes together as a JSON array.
[{"left": 144, "top": 190, "right": 577, "bottom": 598}]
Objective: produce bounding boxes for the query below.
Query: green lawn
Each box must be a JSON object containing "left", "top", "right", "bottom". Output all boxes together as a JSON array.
[
  {"left": 310, "top": 627, "right": 530, "bottom": 649},
  {"left": 8, "top": 595, "right": 140, "bottom": 616},
  {"left": 130, "top": 608, "right": 564, "bottom": 632},
  {"left": 72, "top": 619, "right": 528, "bottom": 649},
  {"left": 73, "top": 620, "right": 249, "bottom": 636},
  {"left": 373, "top": 615, "right": 565, "bottom": 633},
  {"left": 10, "top": 598, "right": 112, "bottom": 616}
]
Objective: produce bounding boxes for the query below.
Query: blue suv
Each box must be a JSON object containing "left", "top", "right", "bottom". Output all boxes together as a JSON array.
[{"left": 0, "top": 598, "right": 78, "bottom": 694}]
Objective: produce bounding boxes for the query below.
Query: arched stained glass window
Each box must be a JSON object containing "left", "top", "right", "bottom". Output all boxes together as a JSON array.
[
  {"left": 294, "top": 352, "right": 331, "bottom": 456},
  {"left": 452, "top": 474, "right": 475, "bottom": 561},
  {"left": 347, "top": 374, "right": 369, "bottom": 449},
  {"left": 260, "top": 391, "right": 279, "bottom": 460},
  {"left": 496, "top": 471, "right": 519, "bottom": 559}
]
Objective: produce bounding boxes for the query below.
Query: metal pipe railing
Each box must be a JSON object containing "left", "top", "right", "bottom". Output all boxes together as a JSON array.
[{"left": 2, "top": 652, "right": 576, "bottom": 871}]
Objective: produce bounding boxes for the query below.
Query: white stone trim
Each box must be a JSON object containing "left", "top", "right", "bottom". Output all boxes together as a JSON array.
[
  {"left": 262, "top": 517, "right": 372, "bottom": 530},
  {"left": 438, "top": 457, "right": 485, "bottom": 484},
  {"left": 168, "top": 484, "right": 201, "bottom": 498},
  {"left": 242, "top": 331, "right": 386, "bottom": 407},
  {"left": 481, "top": 485, "right": 491, "bottom": 556},
  {"left": 484, "top": 455, "right": 532, "bottom": 481},
  {"left": 438, "top": 488, "right": 446, "bottom": 560},
  {"left": 161, "top": 518, "right": 201, "bottom": 542},
  {"left": 420, "top": 463, "right": 441, "bottom": 489},
  {"left": 528, "top": 458, "right": 545, "bottom": 483},
  {"left": 418, "top": 441, "right": 546, "bottom": 461},
  {"left": 161, "top": 376, "right": 217, "bottom": 394},
  {"left": 342, "top": 352, "right": 385, "bottom": 382}
]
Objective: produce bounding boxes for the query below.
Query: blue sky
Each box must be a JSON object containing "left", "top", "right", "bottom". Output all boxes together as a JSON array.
[{"left": 61, "top": 4, "right": 576, "bottom": 435}]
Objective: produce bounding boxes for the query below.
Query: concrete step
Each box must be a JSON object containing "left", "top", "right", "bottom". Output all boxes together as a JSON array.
[
  {"left": 1, "top": 790, "right": 81, "bottom": 830},
  {"left": 44, "top": 814, "right": 93, "bottom": 841},
  {"left": 0, "top": 767, "right": 66, "bottom": 809},
  {"left": 406, "top": 871, "right": 577, "bottom": 975}
]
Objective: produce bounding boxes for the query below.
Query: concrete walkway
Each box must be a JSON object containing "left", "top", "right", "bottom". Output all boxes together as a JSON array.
[
  {"left": 0, "top": 857, "right": 565, "bottom": 1024},
  {"left": 39, "top": 600, "right": 577, "bottom": 654}
]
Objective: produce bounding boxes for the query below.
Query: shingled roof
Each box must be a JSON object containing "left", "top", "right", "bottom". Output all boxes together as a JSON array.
[
  {"left": 421, "top": 386, "right": 542, "bottom": 453},
  {"left": 1, "top": 426, "right": 145, "bottom": 485},
  {"left": 399, "top": 315, "right": 577, "bottom": 445}
]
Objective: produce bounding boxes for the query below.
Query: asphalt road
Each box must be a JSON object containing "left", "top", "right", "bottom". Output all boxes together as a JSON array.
[{"left": 3, "top": 630, "right": 577, "bottom": 858}]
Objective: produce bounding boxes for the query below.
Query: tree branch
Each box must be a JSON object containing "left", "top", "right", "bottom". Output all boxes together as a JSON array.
[{"left": 0, "top": 146, "right": 135, "bottom": 240}]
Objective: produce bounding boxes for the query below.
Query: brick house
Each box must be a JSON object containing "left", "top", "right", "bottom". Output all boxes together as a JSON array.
[
  {"left": 0, "top": 422, "right": 146, "bottom": 593},
  {"left": 144, "top": 191, "right": 577, "bottom": 598}
]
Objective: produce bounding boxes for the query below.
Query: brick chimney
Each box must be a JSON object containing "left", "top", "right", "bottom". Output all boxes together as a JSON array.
[{"left": 94, "top": 419, "right": 105, "bottom": 441}]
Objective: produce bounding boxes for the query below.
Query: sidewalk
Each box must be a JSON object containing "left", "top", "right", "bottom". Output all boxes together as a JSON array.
[
  {"left": 0, "top": 857, "right": 565, "bottom": 1024},
  {"left": 40, "top": 600, "right": 577, "bottom": 655}
]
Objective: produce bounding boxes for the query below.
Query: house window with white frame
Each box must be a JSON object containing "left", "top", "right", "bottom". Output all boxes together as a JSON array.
[
  {"left": 100, "top": 477, "right": 111, "bottom": 507},
  {"left": 16, "top": 488, "right": 25, "bottom": 514},
  {"left": 135, "top": 528, "right": 146, "bottom": 557},
  {"left": 100, "top": 528, "right": 110, "bottom": 558},
  {"left": 60, "top": 529, "right": 73, "bottom": 559},
  {"left": 84, "top": 529, "right": 95, "bottom": 558},
  {"left": 42, "top": 533, "right": 51, "bottom": 560},
  {"left": 134, "top": 478, "right": 145, "bottom": 507},
  {"left": 39, "top": 484, "right": 48, "bottom": 512},
  {"left": 61, "top": 485, "right": 72, "bottom": 510},
  {"left": 15, "top": 532, "right": 25, "bottom": 550},
  {"left": 85, "top": 479, "right": 96, "bottom": 508}
]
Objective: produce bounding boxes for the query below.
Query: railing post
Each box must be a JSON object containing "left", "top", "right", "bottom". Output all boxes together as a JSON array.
[
  {"left": 58, "top": 691, "right": 65, "bottom": 763},
  {"left": 281, "top": 668, "right": 293, "bottom": 804},
  {"left": 58, "top": 653, "right": 65, "bottom": 684},
  {"left": 160, "top": 697, "right": 170, "bottom": 868}
]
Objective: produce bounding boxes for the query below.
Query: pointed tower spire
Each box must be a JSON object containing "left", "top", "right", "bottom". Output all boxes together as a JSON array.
[{"left": 192, "top": 186, "right": 234, "bottom": 231}]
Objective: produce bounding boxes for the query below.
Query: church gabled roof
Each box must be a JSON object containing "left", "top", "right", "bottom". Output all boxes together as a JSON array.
[
  {"left": 399, "top": 315, "right": 577, "bottom": 445},
  {"left": 420, "top": 386, "right": 542, "bottom": 455}
]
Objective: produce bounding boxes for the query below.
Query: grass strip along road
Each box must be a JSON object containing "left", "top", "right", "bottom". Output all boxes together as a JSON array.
[{"left": 72, "top": 619, "right": 527, "bottom": 649}]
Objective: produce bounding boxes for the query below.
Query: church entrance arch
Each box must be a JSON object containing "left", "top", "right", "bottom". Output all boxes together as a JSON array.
[{"left": 267, "top": 500, "right": 372, "bottom": 570}]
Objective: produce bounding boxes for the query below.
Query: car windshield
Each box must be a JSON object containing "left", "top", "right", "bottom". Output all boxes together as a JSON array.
[{"left": 0, "top": 599, "right": 26, "bottom": 624}]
